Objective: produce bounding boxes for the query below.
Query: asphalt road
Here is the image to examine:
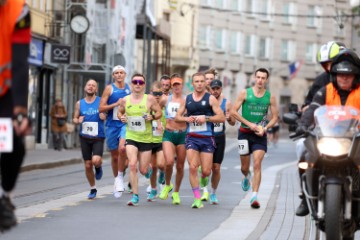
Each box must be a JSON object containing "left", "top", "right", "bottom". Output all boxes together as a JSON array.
[{"left": 1, "top": 137, "right": 308, "bottom": 240}]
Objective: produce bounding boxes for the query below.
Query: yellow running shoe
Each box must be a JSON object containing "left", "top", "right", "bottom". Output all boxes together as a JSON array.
[
  {"left": 172, "top": 192, "right": 181, "bottom": 205},
  {"left": 201, "top": 191, "right": 209, "bottom": 202},
  {"left": 159, "top": 183, "right": 173, "bottom": 200},
  {"left": 191, "top": 199, "right": 204, "bottom": 209}
]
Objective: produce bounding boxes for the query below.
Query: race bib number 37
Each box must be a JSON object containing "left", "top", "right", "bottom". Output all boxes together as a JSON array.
[{"left": 0, "top": 118, "right": 13, "bottom": 152}]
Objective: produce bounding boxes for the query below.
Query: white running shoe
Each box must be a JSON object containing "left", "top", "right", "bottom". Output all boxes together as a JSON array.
[
  {"left": 146, "top": 184, "right": 152, "bottom": 194},
  {"left": 113, "top": 183, "right": 123, "bottom": 199},
  {"left": 114, "top": 177, "right": 125, "bottom": 192}
]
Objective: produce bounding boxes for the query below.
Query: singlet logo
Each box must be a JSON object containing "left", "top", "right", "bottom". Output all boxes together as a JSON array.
[
  {"left": 125, "top": 89, "right": 130, "bottom": 94},
  {"left": 201, "top": 101, "right": 206, "bottom": 106}
]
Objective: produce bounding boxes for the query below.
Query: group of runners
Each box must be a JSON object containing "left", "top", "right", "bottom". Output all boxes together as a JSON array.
[{"left": 72, "top": 65, "right": 278, "bottom": 209}]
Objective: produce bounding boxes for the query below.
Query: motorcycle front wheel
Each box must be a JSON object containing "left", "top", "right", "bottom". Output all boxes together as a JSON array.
[{"left": 325, "top": 184, "right": 343, "bottom": 240}]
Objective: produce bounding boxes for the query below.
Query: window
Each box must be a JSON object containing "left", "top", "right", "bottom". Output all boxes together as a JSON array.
[
  {"left": 258, "top": 0, "right": 271, "bottom": 21},
  {"left": 215, "top": 0, "right": 224, "bottom": 9},
  {"left": 230, "top": 31, "right": 241, "bottom": 54},
  {"left": 307, "top": 5, "right": 321, "bottom": 27},
  {"left": 258, "top": 37, "right": 272, "bottom": 59},
  {"left": 281, "top": 40, "right": 296, "bottom": 61},
  {"left": 201, "top": 0, "right": 213, "bottom": 7},
  {"left": 246, "top": 0, "right": 255, "bottom": 17},
  {"left": 245, "top": 35, "right": 256, "bottom": 56},
  {"left": 283, "top": 2, "right": 296, "bottom": 24},
  {"left": 199, "top": 26, "right": 212, "bottom": 49},
  {"left": 214, "top": 28, "right": 226, "bottom": 51},
  {"left": 305, "top": 43, "right": 317, "bottom": 63},
  {"left": 230, "top": 0, "right": 240, "bottom": 11}
]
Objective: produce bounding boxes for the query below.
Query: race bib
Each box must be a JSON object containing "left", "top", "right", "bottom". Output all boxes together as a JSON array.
[
  {"left": 214, "top": 122, "right": 224, "bottom": 133},
  {"left": 128, "top": 116, "right": 146, "bottom": 132},
  {"left": 152, "top": 121, "right": 163, "bottom": 137},
  {"left": 189, "top": 115, "right": 207, "bottom": 132},
  {"left": 82, "top": 122, "right": 98, "bottom": 136},
  {"left": 0, "top": 118, "right": 13, "bottom": 152},
  {"left": 238, "top": 139, "right": 249, "bottom": 155},
  {"left": 112, "top": 106, "right": 119, "bottom": 120},
  {"left": 167, "top": 102, "right": 180, "bottom": 118}
]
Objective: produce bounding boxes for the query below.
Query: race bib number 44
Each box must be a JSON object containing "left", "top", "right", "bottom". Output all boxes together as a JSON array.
[{"left": 0, "top": 118, "right": 13, "bottom": 152}]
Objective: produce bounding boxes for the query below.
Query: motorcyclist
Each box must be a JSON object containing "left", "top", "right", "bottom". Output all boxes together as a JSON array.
[
  {"left": 295, "top": 41, "right": 346, "bottom": 216},
  {"left": 295, "top": 49, "right": 360, "bottom": 216}
]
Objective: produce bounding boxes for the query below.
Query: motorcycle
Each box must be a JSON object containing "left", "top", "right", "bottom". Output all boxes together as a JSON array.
[{"left": 283, "top": 105, "right": 360, "bottom": 240}]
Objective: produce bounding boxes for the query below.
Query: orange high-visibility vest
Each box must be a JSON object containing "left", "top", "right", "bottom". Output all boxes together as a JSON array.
[
  {"left": 0, "top": 0, "right": 25, "bottom": 96},
  {"left": 326, "top": 83, "right": 360, "bottom": 109}
]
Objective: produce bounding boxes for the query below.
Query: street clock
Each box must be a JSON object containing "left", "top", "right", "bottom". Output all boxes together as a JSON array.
[{"left": 70, "top": 15, "right": 90, "bottom": 34}]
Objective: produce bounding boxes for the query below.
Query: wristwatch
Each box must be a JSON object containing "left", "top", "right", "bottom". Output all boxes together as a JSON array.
[{"left": 205, "top": 116, "right": 210, "bottom": 122}]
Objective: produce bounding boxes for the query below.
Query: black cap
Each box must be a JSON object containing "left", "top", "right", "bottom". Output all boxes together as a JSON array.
[{"left": 210, "top": 80, "right": 222, "bottom": 88}]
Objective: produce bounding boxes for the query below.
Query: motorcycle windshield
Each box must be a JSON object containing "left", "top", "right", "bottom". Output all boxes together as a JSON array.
[{"left": 314, "top": 106, "right": 360, "bottom": 138}]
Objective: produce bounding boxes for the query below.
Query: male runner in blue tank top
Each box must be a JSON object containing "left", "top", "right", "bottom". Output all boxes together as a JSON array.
[
  {"left": 175, "top": 72, "right": 225, "bottom": 208},
  {"left": 73, "top": 79, "right": 106, "bottom": 199},
  {"left": 99, "top": 65, "right": 131, "bottom": 198}
]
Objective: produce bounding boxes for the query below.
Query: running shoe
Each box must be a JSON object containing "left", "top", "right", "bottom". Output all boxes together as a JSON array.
[
  {"left": 88, "top": 189, "right": 97, "bottom": 199},
  {"left": 127, "top": 194, "right": 139, "bottom": 206},
  {"left": 200, "top": 176, "right": 209, "bottom": 188},
  {"left": 114, "top": 177, "right": 125, "bottom": 192},
  {"left": 241, "top": 172, "right": 251, "bottom": 192},
  {"left": 0, "top": 196, "right": 16, "bottom": 231},
  {"left": 145, "top": 166, "right": 153, "bottom": 179},
  {"left": 210, "top": 193, "right": 219, "bottom": 205},
  {"left": 159, "top": 183, "right": 173, "bottom": 200},
  {"left": 250, "top": 196, "right": 260, "bottom": 209},
  {"left": 201, "top": 191, "right": 209, "bottom": 202},
  {"left": 191, "top": 199, "right": 204, "bottom": 209},
  {"left": 147, "top": 189, "right": 157, "bottom": 202},
  {"left": 146, "top": 184, "right": 152, "bottom": 194},
  {"left": 172, "top": 192, "right": 181, "bottom": 205},
  {"left": 95, "top": 166, "right": 103, "bottom": 180},
  {"left": 158, "top": 171, "right": 165, "bottom": 185}
]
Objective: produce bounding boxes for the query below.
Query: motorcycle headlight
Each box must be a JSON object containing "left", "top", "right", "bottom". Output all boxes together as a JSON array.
[{"left": 317, "top": 137, "right": 352, "bottom": 157}]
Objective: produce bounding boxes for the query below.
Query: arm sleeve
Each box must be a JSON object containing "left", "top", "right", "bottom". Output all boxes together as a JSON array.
[
  {"left": 11, "top": 4, "right": 31, "bottom": 108},
  {"left": 300, "top": 87, "right": 326, "bottom": 127}
]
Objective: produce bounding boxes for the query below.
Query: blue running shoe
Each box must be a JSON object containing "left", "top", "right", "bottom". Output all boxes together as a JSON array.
[
  {"left": 127, "top": 194, "right": 139, "bottom": 206},
  {"left": 147, "top": 189, "right": 157, "bottom": 202},
  {"left": 250, "top": 196, "right": 260, "bottom": 209},
  {"left": 241, "top": 173, "right": 251, "bottom": 192},
  {"left": 88, "top": 189, "right": 97, "bottom": 199},
  {"left": 145, "top": 166, "right": 153, "bottom": 179},
  {"left": 95, "top": 166, "right": 103, "bottom": 180},
  {"left": 210, "top": 193, "right": 219, "bottom": 205},
  {"left": 158, "top": 171, "right": 165, "bottom": 185}
]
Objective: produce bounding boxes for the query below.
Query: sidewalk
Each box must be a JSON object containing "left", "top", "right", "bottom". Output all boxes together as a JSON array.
[{"left": 21, "top": 148, "right": 110, "bottom": 172}]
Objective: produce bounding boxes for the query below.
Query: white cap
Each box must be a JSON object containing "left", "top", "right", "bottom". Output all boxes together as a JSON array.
[{"left": 112, "top": 65, "right": 126, "bottom": 74}]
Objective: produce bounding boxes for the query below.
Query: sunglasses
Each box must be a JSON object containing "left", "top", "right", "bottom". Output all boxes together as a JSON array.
[
  {"left": 132, "top": 79, "right": 145, "bottom": 85},
  {"left": 152, "top": 91, "right": 163, "bottom": 97}
]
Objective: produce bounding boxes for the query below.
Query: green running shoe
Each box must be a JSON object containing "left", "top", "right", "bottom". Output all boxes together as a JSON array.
[
  {"left": 191, "top": 199, "right": 204, "bottom": 209},
  {"left": 159, "top": 183, "right": 173, "bottom": 200},
  {"left": 172, "top": 192, "right": 181, "bottom": 205},
  {"left": 201, "top": 191, "right": 209, "bottom": 202}
]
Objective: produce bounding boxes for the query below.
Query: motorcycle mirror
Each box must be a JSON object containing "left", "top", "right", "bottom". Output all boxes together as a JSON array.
[{"left": 283, "top": 112, "right": 299, "bottom": 124}]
